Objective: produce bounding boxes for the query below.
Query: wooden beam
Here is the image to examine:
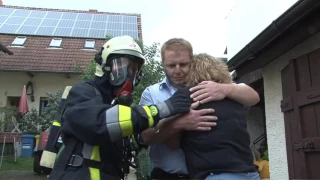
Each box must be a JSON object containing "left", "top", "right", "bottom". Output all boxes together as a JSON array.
[
  {"left": 235, "top": 68, "right": 263, "bottom": 84},
  {"left": 236, "top": 9, "right": 320, "bottom": 78}
]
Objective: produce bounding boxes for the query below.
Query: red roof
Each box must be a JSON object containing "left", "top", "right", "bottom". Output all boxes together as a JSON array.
[
  {"left": 0, "top": 5, "right": 143, "bottom": 72},
  {"left": 0, "top": 34, "right": 106, "bottom": 72}
]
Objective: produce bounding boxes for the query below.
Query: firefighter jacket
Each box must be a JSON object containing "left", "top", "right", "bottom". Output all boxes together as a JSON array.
[{"left": 49, "top": 80, "right": 154, "bottom": 180}]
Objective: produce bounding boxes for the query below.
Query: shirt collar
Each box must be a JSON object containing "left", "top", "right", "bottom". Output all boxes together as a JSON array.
[{"left": 159, "top": 77, "right": 173, "bottom": 89}]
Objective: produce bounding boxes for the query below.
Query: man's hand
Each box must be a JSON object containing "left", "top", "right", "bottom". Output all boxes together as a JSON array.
[
  {"left": 189, "top": 81, "right": 260, "bottom": 106},
  {"left": 190, "top": 81, "right": 229, "bottom": 104},
  {"left": 173, "top": 108, "right": 217, "bottom": 131}
]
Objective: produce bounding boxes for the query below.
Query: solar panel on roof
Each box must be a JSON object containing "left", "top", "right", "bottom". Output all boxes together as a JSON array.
[
  {"left": 0, "top": 7, "right": 140, "bottom": 39},
  {"left": 0, "top": 24, "right": 19, "bottom": 33},
  {"left": 24, "top": 18, "right": 42, "bottom": 26},
  {"left": 123, "top": 31, "right": 138, "bottom": 39},
  {"left": 29, "top": 11, "right": 47, "bottom": 18},
  {"left": 41, "top": 19, "right": 59, "bottom": 26},
  {"left": 89, "top": 29, "right": 105, "bottom": 38},
  {"left": 123, "top": 16, "right": 137, "bottom": 24},
  {"left": 17, "top": 25, "right": 37, "bottom": 34},
  {"left": 37, "top": 26, "right": 55, "bottom": 35},
  {"left": 54, "top": 27, "right": 72, "bottom": 36},
  {"left": 0, "top": 16, "right": 8, "bottom": 23},
  {"left": 123, "top": 23, "right": 137, "bottom": 31},
  {"left": 108, "top": 15, "right": 122, "bottom": 23},
  {"left": 107, "top": 22, "right": 121, "bottom": 30},
  {"left": 0, "top": 8, "right": 14, "bottom": 15},
  {"left": 91, "top": 21, "right": 106, "bottom": 30},
  {"left": 93, "top": 14, "right": 108, "bottom": 22},
  {"left": 46, "top": 11, "right": 62, "bottom": 19},
  {"left": 58, "top": 20, "right": 74, "bottom": 28},
  {"left": 72, "top": 28, "right": 89, "bottom": 37},
  {"left": 61, "top": 12, "right": 77, "bottom": 20},
  {"left": 107, "top": 30, "right": 121, "bottom": 37},
  {"left": 12, "top": 9, "right": 30, "bottom": 17},
  {"left": 6, "top": 17, "right": 25, "bottom": 25},
  {"left": 77, "top": 13, "right": 92, "bottom": 21},
  {"left": 75, "top": 21, "right": 90, "bottom": 29}
]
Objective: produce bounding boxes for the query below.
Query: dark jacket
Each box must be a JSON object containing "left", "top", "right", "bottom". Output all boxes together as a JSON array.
[
  {"left": 182, "top": 98, "right": 257, "bottom": 179},
  {"left": 49, "top": 77, "right": 145, "bottom": 180}
]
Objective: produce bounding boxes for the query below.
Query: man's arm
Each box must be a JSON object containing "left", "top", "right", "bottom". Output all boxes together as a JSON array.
[
  {"left": 139, "top": 88, "right": 217, "bottom": 145},
  {"left": 190, "top": 81, "right": 260, "bottom": 106},
  {"left": 140, "top": 116, "right": 179, "bottom": 145},
  {"left": 166, "top": 131, "right": 182, "bottom": 149},
  {"left": 139, "top": 87, "right": 180, "bottom": 145},
  {"left": 226, "top": 83, "right": 260, "bottom": 106}
]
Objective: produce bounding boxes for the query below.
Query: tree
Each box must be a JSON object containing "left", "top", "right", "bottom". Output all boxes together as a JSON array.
[
  {"left": 132, "top": 42, "right": 164, "bottom": 105},
  {"left": 0, "top": 103, "right": 19, "bottom": 132},
  {"left": 38, "top": 90, "right": 63, "bottom": 131}
]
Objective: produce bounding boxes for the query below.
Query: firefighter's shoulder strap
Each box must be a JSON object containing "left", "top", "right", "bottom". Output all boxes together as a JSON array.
[
  {"left": 53, "top": 86, "right": 72, "bottom": 126},
  {"left": 57, "top": 82, "right": 102, "bottom": 168}
]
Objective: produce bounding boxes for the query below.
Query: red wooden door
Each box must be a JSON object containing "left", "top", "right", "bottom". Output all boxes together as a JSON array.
[{"left": 281, "top": 49, "right": 320, "bottom": 179}]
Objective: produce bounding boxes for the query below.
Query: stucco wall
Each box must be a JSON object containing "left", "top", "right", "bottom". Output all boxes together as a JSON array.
[
  {"left": 263, "top": 32, "right": 320, "bottom": 179},
  {"left": 0, "top": 71, "right": 81, "bottom": 111}
]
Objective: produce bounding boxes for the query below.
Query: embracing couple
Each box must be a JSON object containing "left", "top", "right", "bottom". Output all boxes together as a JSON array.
[{"left": 138, "top": 38, "right": 261, "bottom": 180}]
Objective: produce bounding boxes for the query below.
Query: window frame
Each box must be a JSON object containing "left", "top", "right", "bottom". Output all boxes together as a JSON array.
[
  {"left": 49, "top": 38, "right": 62, "bottom": 47},
  {"left": 84, "top": 39, "right": 95, "bottom": 49},
  {"left": 39, "top": 97, "right": 49, "bottom": 116},
  {"left": 12, "top": 36, "right": 27, "bottom": 46}
]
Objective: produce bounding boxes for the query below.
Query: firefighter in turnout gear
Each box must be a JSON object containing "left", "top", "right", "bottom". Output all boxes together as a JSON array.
[{"left": 48, "top": 35, "right": 193, "bottom": 180}]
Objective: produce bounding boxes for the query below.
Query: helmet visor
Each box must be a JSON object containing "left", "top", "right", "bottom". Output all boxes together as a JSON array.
[{"left": 109, "top": 56, "right": 141, "bottom": 86}]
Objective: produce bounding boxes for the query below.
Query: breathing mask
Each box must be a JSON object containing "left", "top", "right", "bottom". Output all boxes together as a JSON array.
[{"left": 109, "top": 55, "right": 143, "bottom": 106}]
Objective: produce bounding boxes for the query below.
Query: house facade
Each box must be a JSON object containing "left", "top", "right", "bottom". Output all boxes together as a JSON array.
[
  {"left": 0, "top": 5, "right": 142, "bottom": 115},
  {"left": 226, "top": 0, "right": 320, "bottom": 179}
]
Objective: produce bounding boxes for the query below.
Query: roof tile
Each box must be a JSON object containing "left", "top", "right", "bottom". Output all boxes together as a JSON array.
[{"left": 0, "top": 34, "right": 105, "bottom": 72}]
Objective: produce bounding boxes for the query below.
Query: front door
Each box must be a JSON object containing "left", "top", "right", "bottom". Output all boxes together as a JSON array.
[{"left": 281, "top": 48, "right": 320, "bottom": 179}]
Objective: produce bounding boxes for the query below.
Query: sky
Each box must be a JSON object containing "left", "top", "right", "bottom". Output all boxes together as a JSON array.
[{"left": 4, "top": 0, "right": 236, "bottom": 57}]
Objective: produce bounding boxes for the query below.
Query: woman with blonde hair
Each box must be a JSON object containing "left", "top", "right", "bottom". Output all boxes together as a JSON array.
[{"left": 169, "top": 53, "right": 260, "bottom": 180}]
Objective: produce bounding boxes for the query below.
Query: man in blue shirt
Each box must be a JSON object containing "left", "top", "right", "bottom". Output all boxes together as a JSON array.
[{"left": 139, "top": 38, "right": 260, "bottom": 180}]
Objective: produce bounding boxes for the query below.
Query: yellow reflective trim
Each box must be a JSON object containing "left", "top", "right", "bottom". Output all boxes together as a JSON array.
[
  {"left": 118, "top": 105, "right": 133, "bottom": 137},
  {"left": 142, "top": 106, "right": 154, "bottom": 128},
  {"left": 52, "top": 121, "right": 61, "bottom": 127},
  {"left": 132, "top": 135, "right": 139, "bottom": 149},
  {"left": 62, "top": 86, "right": 72, "bottom": 99},
  {"left": 89, "top": 167, "right": 100, "bottom": 180},
  {"left": 90, "top": 146, "right": 100, "bottom": 161},
  {"left": 89, "top": 146, "right": 100, "bottom": 180}
]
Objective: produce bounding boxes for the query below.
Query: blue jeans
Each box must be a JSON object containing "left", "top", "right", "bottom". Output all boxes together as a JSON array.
[{"left": 205, "top": 172, "right": 260, "bottom": 180}]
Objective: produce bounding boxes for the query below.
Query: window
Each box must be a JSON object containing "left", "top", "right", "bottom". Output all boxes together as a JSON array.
[
  {"left": 84, "top": 39, "right": 95, "bottom": 49},
  {"left": 49, "top": 38, "right": 62, "bottom": 47},
  {"left": 39, "top": 97, "right": 48, "bottom": 116},
  {"left": 7, "top": 96, "right": 21, "bottom": 107},
  {"left": 12, "top": 36, "right": 27, "bottom": 46}
]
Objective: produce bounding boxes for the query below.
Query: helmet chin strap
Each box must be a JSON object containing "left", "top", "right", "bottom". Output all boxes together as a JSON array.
[{"left": 112, "top": 80, "right": 134, "bottom": 106}]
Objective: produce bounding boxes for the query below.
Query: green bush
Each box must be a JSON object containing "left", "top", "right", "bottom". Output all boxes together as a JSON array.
[
  {"left": 17, "top": 90, "right": 63, "bottom": 135},
  {"left": 0, "top": 103, "right": 19, "bottom": 132}
]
